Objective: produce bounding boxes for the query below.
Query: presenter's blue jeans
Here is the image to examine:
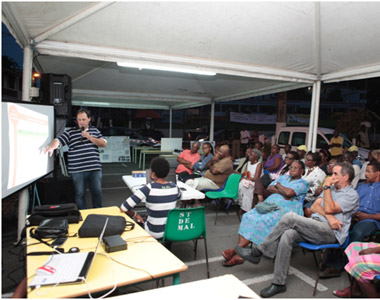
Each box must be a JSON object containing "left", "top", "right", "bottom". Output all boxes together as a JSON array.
[{"left": 71, "top": 170, "right": 102, "bottom": 209}]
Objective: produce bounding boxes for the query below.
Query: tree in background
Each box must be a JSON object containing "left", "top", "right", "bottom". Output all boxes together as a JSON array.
[{"left": 2, "top": 55, "right": 22, "bottom": 73}]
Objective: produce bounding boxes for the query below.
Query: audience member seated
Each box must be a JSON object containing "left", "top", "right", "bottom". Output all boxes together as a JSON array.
[
  {"left": 176, "top": 141, "right": 200, "bottom": 182},
  {"left": 319, "top": 161, "right": 380, "bottom": 279},
  {"left": 282, "top": 144, "right": 291, "bottom": 160},
  {"left": 342, "top": 152, "right": 360, "bottom": 188},
  {"left": 374, "top": 149, "right": 380, "bottom": 163},
  {"left": 333, "top": 242, "right": 380, "bottom": 298},
  {"left": 191, "top": 142, "right": 214, "bottom": 178},
  {"left": 236, "top": 149, "right": 263, "bottom": 215},
  {"left": 309, "top": 158, "right": 340, "bottom": 214},
  {"left": 254, "top": 142, "right": 264, "bottom": 162},
  {"left": 270, "top": 151, "right": 300, "bottom": 181},
  {"left": 359, "top": 149, "right": 377, "bottom": 182},
  {"left": 235, "top": 147, "right": 252, "bottom": 174},
  {"left": 235, "top": 162, "right": 359, "bottom": 298},
  {"left": 253, "top": 151, "right": 300, "bottom": 203},
  {"left": 297, "top": 145, "right": 307, "bottom": 162},
  {"left": 221, "top": 160, "right": 308, "bottom": 267},
  {"left": 186, "top": 145, "right": 233, "bottom": 206},
  {"left": 319, "top": 148, "right": 330, "bottom": 174},
  {"left": 120, "top": 157, "right": 181, "bottom": 239},
  {"left": 348, "top": 145, "right": 362, "bottom": 168},
  {"left": 263, "top": 144, "right": 284, "bottom": 175},
  {"left": 302, "top": 151, "right": 327, "bottom": 218}
]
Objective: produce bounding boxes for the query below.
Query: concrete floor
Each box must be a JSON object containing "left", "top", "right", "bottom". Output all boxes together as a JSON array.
[{"left": 2, "top": 160, "right": 352, "bottom": 298}]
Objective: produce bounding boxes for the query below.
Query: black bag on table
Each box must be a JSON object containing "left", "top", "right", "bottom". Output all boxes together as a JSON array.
[
  {"left": 27, "top": 203, "right": 82, "bottom": 226},
  {"left": 31, "top": 218, "right": 68, "bottom": 239},
  {"left": 78, "top": 214, "right": 135, "bottom": 238}
]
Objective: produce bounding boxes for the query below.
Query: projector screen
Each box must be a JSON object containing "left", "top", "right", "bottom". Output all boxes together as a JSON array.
[{"left": 2, "top": 101, "right": 55, "bottom": 198}]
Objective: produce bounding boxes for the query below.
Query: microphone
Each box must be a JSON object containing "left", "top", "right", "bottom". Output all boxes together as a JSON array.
[{"left": 81, "top": 127, "right": 84, "bottom": 143}]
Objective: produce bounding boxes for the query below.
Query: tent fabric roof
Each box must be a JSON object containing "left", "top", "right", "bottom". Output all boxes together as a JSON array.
[{"left": 3, "top": 2, "right": 380, "bottom": 109}]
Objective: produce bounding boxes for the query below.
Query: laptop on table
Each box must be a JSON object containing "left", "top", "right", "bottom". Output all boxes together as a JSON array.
[{"left": 28, "top": 218, "right": 109, "bottom": 287}]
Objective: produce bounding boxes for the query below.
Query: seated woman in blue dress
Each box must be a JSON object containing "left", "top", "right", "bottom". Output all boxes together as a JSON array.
[{"left": 221, "top": 160, "right": 309, "bottom": 266}]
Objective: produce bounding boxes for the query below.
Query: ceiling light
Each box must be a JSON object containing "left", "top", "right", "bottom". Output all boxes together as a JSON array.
[{"left": 117, "top": 62, "right": 216, "bottom": 76}]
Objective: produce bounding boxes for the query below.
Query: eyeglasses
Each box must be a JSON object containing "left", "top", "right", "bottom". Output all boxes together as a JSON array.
[{"left": 285, "top": 156, "right": 294, "bottom": 160}]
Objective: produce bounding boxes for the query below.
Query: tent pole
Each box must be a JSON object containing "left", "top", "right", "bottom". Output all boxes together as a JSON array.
[
  {"left": 209, "top": 101, "right": 215, "bottom": 142},
  {"left": 307, "top": 83, "right": 317, "bottom": 151},
  {"left": 18, "top": 45, "right": 33, "bottom": 242},
  {"left": 311, "top": 81, "right": 322, "bottom": 152},
  {"left": 169, "top": 108, "right": 172, "bottom": 138}
]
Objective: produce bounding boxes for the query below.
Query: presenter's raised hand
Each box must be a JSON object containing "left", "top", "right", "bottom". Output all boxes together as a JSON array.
[
  {"left": 44, "top": 139, "right": 60, "bottom": 157},
  {"left": 44, "top": 147, "right": 54, "bottom": 157}
]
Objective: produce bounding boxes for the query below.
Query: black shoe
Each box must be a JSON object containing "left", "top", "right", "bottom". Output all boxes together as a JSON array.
[
  {"left": 319, "top": 267, "right": 341, "bottom": 279},
  {"left": 235, "top": 245, "right": 262, "bottom": 264},
  {"left": 260, "top": 284, "right": 287, "bottom": 298}
]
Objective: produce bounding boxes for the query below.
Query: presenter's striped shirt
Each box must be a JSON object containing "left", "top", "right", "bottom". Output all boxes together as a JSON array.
[
  {"left": 57, "top": 126, "right": 106, "bottom": 174},
  {"left": 120, "top": 182, "right": 181, "bottom": 239}
]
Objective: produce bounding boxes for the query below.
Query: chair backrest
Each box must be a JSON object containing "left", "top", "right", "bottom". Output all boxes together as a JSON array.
[
  {"left": 162, "top": 207, "right": 207, "bottom": 243},
  {"left": 222, "top": 173, "right": 242, "bottom": 199}
]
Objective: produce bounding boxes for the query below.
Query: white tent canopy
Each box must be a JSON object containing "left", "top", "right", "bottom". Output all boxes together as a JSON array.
[
  {"left": 3, "top": 1, "right": 380, "bottom": 144},
  {"left": 4, "top": 2, "right": 380, "bottom": 111}
]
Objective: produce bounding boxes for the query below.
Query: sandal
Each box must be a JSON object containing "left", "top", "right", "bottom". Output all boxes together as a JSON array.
[
  {"left": 222, "top": 248, "right": 236, "bottom": 261},
  {"left": 333, "top": 287, "right": 350, "bottom": 298},
  {"left": 223, "top": 254, "right": 244, "bottom": 267}
]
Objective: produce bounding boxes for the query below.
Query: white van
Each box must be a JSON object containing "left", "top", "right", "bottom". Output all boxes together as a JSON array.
[{"left": 276, "top": 126, "right": 369, "bottom": 161}]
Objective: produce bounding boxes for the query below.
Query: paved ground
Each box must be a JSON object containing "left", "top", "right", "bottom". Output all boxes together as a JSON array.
[{"left": 1, "top": 161, "right": 351, "bottom": 298}]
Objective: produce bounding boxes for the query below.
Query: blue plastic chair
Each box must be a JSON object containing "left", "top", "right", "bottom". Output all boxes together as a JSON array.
[
  {"left": 200, "top": 180, "right": 227, "bottom": 193},
  {"left": 298, "top": 236, "right": 350, "bottom": 296}
]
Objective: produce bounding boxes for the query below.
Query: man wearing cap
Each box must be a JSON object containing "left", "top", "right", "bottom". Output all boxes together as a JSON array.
[
  {"left": 329, "top": 129, "right": 344, "bottom": 158},
  {"left": 296, "top": 145, "right": 307, "bottom": 162},
  {"left": 348, "top": 145, "right": 362, "bottom": 168}
]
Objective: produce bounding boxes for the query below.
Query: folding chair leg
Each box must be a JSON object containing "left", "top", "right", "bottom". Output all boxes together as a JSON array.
[
  {"left": 193, "top": 239, "right": 198, "bottom": 260},
  {"left": 204, "top": 237, "right": 210, "bottom": 278},
  {"left": 313, "top": 249, "right": 327, "bottom": 296},
  {"left": 214, "top": 198, "right": 222, "bottom": 225}
]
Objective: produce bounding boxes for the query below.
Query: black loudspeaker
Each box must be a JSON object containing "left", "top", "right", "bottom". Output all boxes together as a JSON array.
[
  {"left": 36, "top": 178, "right": 75, "bottom": 205},
  {"left": 40, "top": 74, "right": 72, "bottom": 117}
]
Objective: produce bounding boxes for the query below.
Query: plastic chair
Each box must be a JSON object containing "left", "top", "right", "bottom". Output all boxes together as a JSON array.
[
  {"left": 200, "top": 180, "right": 226, "bottom": 193},
  {"left": 205, "top": 173, "right": 242, "bottom": 225},
  {"left": 298, "top": 236, "right": 350, "bottom": 296},
  {"left": 162, "top": 207, "right": 210, "bottom": 278}
]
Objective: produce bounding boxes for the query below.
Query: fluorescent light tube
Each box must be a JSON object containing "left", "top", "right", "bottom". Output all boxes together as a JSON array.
[{"left": 117, "top": 62, "right": 216, "bottom": 76}]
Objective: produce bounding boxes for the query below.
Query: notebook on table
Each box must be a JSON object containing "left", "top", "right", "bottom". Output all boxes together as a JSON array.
[{"left": 28, "top": 218, "right": 109, "bottom": 287}]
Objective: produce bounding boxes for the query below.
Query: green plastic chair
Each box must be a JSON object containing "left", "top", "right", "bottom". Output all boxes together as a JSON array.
[
  {"left": 205, "top": 173, "right": 242, "bottom": 225},
  {"left": 162, "top": 207, "right": 210, "bottom": 278}
]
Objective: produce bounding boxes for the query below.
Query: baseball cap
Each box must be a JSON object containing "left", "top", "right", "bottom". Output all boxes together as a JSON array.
[
  {"left": 348, "top": 145, "right": 358, "bottom": 152},
  {"left": 297, "top": 145, "right": 307, "bottom": 152}
]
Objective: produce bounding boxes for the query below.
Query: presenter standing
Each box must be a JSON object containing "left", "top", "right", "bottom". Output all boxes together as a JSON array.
[{"left": 44, "top": 108, "right": 107, "bottom": 209}]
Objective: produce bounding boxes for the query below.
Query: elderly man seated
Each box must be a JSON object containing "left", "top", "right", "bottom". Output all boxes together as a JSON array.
[
  {"left": 319, "top": 161, "right": 380, "bottom": 279},
  {"left": 186, "top": 145, "right": 233, "bottom": 206},
  {"left": 235, "top": 162, "right": 359, "bottom": 298}
]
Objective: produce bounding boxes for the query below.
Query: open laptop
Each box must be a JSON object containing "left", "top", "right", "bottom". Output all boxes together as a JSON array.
[
  {"left": 146, "top": 168, "right": 177, "bottom": 184},
  {"left": 28, "top": 218, "right": 109, "bottom": 287}
]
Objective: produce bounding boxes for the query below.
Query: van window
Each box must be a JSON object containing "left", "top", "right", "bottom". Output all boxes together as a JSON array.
[
  {"left": 291, "top": 132, "right": 306, "bottom": 146},
  {"left": 278, "top": 132, "right": 290, "bottom": 145},
  {"left": 316, "top": 134, "right": 328, "bottom": 149}
]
